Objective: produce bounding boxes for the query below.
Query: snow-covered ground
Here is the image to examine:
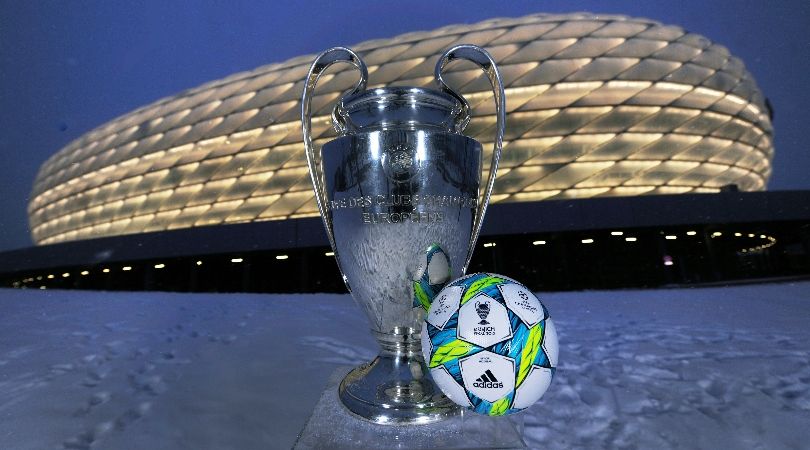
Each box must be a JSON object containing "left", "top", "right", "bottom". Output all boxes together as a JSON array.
[{"left": 1, "top": 282, "right": 809, "bottom": 449}]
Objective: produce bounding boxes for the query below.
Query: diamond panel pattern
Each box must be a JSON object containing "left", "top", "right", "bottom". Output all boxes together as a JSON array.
[{"left": 28, "top": 13, "right": 773, "bottom": 245}]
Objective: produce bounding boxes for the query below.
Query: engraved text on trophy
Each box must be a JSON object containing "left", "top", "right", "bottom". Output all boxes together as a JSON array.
[{"left": 327, "top": 193, "right": 477, "bottom": 224}]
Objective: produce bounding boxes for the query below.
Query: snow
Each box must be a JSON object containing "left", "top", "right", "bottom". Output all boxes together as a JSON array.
[{"left": 1, "top": 282, "right": 809, "bottom": 449}]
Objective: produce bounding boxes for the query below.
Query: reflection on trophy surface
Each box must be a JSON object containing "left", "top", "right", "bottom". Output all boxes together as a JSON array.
[{"left": 301, "top": 44, "right": 505, "bottom": 424}]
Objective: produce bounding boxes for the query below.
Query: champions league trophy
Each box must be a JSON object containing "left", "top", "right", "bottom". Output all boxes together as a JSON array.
[{"left": 301, "top": 45, "right": 505, "bottom": 424}]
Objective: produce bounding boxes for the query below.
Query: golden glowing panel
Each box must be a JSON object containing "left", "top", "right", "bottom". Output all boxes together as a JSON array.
[{"left": 29, "top": 13, "right": 773, "bottom": 245}]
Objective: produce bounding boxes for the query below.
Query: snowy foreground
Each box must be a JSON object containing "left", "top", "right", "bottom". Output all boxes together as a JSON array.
[{"left": 1, "top": 282, "right": 809, "bottom": 449}]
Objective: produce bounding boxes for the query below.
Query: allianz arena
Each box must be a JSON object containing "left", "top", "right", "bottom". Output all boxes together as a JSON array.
[{"left": 29, "top": 13, "right": 773, "bottom": 245}]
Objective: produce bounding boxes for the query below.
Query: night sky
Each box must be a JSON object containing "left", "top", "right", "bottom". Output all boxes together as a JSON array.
[{"left": 0, "top": 0, "right": 808, "bottom": 252}]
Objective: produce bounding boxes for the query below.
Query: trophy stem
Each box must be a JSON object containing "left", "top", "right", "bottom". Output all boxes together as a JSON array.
[{"left": 338, "top": 327, "right": 460, "bottom": 424}]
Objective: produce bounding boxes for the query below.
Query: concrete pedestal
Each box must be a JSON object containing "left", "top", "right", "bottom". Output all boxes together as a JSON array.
[{"left": 294, "top": 367, "right": 526, "bottom": 449}]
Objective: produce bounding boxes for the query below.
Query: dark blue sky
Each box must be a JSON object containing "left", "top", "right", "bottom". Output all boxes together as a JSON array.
[{"left": 1, "top": 0, "right": 808, "bottom": 252}]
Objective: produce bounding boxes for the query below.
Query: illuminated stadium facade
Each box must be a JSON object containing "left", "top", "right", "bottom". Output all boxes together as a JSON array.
[{"left": 29, "top": 13, "right": 773, "bottom": 246}]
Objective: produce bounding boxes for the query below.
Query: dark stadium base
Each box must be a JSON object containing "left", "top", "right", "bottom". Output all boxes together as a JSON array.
[{"left": 2, "top": 192, "right": 809, "bottom": 293}]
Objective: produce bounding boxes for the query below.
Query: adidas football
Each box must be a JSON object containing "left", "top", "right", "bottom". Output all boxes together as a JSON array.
[{"left": 421, "top": 273, "right": 558, "bottom": 416}]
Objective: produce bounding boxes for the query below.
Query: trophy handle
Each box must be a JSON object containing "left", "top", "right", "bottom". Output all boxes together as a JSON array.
[
  {"left": 434, "top": 45, "right": 506, "bottom": 273},
  {"left": 301, "top": 47, "right": 369, "bottom": 268}
]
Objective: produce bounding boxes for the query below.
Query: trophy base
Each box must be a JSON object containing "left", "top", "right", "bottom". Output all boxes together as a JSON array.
[
  {"left": 339, "top": 354, "right": 461, "bottom": 425},
  {"left": 295, "top": 366, "right": 526, "bottom": 449}
]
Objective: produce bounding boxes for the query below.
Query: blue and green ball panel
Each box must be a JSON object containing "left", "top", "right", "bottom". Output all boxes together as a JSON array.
[{"left": 412, "top": 243, "right": 452, "bottom": 311}]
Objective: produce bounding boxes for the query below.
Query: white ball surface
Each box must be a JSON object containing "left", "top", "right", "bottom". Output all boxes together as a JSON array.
[{"left": 422, "top": 273, "right": 558, "bottom": 416}]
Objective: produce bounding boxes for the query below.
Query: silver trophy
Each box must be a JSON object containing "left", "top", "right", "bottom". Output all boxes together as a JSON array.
[{"left": 301, "top": 45, "right": 505, "bottom": 424}]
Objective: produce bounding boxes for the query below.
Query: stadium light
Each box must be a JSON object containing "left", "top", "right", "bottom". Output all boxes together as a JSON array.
[
  {"left": 122, "top": 266, "right": 132, "bottom": 271},
  {"left": 532, "top": 240, "right": 546, "bottom": 246},
  {"left": 62, "top": 273, "right": 70, "bottom": 278},
  {"left": 102, "top": 268, "right": 110, "bottom": 273},
  {"left": 196, "top": 260, "right": 203, "bottom": 266},
  {"left": 154, "top": 263, "right": 165, "bottom": 269},
  {"left": 581, "top": 239, "right": 594, "bottom": 244},
  {"left": 610, "top": 231, "right": 623, "bottom": 236},
  {"left": 47, "top": 274, "right": 54, "bottom": 279},
  {"left": 80, "top": 271, "right": 89, "bottom": 275},
  {"left": 734, "top": 232, "right": 742, "bottom": 237},
  {"left": 665, "top": 235, "right": 677, "bottom": 240},
  {"left": 483, "top": 242, "right": 496, "bottom": 247},
  {"left": 325, "top": 251, "right": 334, "bottom": 256},
  {"left": 231, "top": 258, "right": 243, "bottom": 263},
  {"left": 625, "top": 237, "right": 637, "bottom": 242},
  {"left": 686, "top": 231, "right": 697, "bottom": 236},
  {"left": 276, "top": 255, "right": 289, "bottom": 260}
]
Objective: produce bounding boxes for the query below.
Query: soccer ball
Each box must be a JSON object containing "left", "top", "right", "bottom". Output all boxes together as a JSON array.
[
  {"left": 411, "top": 243, "right": 451, "bottom": 311},
  {"left": 421, "top": 273, "right": 558, "bottom": 416}
]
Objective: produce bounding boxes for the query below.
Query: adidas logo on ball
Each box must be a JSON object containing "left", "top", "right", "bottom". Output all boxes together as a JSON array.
[{"left": 472, "top": 370, "right": 503, "bottom": 389}]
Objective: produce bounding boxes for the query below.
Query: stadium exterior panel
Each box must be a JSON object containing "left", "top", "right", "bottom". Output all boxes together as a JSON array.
[{"left": 29, "top": 13, "right": 773, "bottom": 245}]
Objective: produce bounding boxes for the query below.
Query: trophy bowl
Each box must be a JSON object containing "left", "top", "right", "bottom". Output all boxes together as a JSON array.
[{"left": 301, "top": 45, "right": 505, "bottom": 424}]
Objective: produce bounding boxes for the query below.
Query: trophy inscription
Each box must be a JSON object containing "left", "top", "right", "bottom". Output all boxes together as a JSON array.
[
  {"left": 301, "top": 44, "right": 505, "bottom": 424},
  {"left": 328, "top": 193, "right": 477, "bottom": 225}
]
